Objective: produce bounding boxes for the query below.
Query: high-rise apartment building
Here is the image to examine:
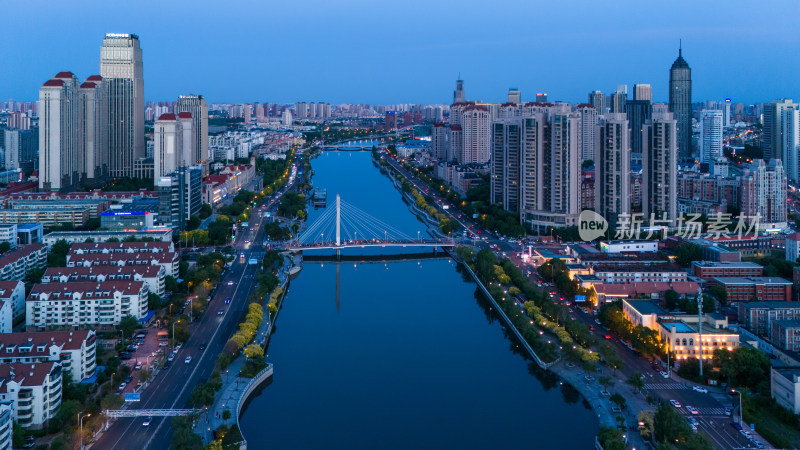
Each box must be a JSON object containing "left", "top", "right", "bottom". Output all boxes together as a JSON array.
[
  {"left": 38, "top": 72, "right": 81, "bottom": 191},
  {"left": 699, "top": 109, "right": 723, "bottom": 164},
  {"left": 612, "top": 85, "right": 627, "bottom": 113},
  {"left": 595, "top": 113, "right": 631, "bottom": 226},
  {"left": 549, "top": 110, "right": 581, "bottom": 220},
  {"left": 175, "top": 95, "right": 208, "bottom": 164},
  {"left": 78, "top": 76, "right": 106, "bottom": 181},
  {"left": 740, "top": 159, "right": 787, "bottom": 230},
  {"left": 459, "top": 105, "right": 490, "bottom": 163},
  {"left": 723, "top": 98, "right": 732, "bottom": 127},
  {"left": 577, "top": 104, "right": 598, "bottom": 162},
  {"left": 100, "top": 33, "right": 144, "bottom": 178},
  {"left": 157, "top": 165, "right": 202, "bottom": 231},
  {"left": 764, "top": 99, "right": 796, "bottom": 162},
  {"left": 490, "top": 120, "right": 521, "bottom": 212},
  {"left": 432, "top": 123, "right": 450, "bottom": 161},
  {"left": 625, "top": 99, "right": 652, "bottom": 155},
  {"left": 153, "top": 113, "right": 194, "bottom": 182},
  {"left": 536, "top": 93, "right": 548, "bottom": 103},
  {"left": 669, "top": 47, "right": 692, "bottom": 161},
  {"left": 507, "top": 89, "right": 521, "bottom": 105},
  {"left": 783, "top": 106, "right": 800, "bottom": 183},
  {"left": 642, "top": 112, "right": 678, "bottom": 225},
  {"left": 295, "top": 102, "right": 307, "bottom": 119}
]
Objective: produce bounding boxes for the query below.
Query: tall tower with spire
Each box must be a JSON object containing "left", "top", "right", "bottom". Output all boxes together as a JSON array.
[
  {"left": 669, "top": 43, "right": 692, "bottom": 161},
  {"left": 453, "top": 76, "right": 465, "bottom": 104}
]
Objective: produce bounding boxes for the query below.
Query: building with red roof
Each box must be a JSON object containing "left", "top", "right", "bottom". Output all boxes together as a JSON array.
[
  {"left": 26, "top": 280, "right": 148, "bottom": 328},
  {"left": 0, "top": 361, "right": 62, "bottom": 427}
]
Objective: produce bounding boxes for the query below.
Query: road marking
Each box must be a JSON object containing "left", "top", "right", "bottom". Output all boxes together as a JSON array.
[{"left": 643, "top": 383, "right": 688, "bottom": 390}]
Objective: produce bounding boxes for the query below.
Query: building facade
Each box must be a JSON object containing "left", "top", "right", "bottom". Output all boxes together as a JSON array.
[
  {"left": 642, "top": 112, "right": 678, "bottom": 225},
  {"left": 668, "top": 48, "right": 692, "bottom": 160}
]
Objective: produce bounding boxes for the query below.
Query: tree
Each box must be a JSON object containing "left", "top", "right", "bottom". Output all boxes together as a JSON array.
[
  {"left": 139, "top": 369, "right": 152, "bottom": 383},
  {"left": 597, "top": 425, "right": 626, "bottom": 450},
  {"left": 610, "top": 393, "right": 627, "bottom": 410},
  {"left": 222, "top": 409, "right": 231, "bottom": 421},
  {"left": 47, "top": 239, "right": 71, "bottom": 267},
  {"left": 12, "top": 421, "right": 26, "bottom": 448},
  {"left": 244, "top": 344, "right": 264, "bottom": 360},
  {"left": 708, "top": 284, "right": 728, "bottom": 305},
  {"left": 598, "top": 376, "right": 614, "bottom": 391},
  {"left": 638, "top": 409, "right": 655, "bottom": 441},
  {"left": 199, "top": 203, "right": 213, "bottom": 219},
  {"left": 627, "top": 372, "right": 645, "bottom": 391},
  {"left": 170, "top": 416, "right": 202, "bottom": 450},
  {"left": 186, "top": 215, "right": 202, "bottom": 232},
  {"left": 0, "top": 242, "right": 10, "bottom": 253},
  {"left": 664, "top": 289, "right": 680, "bottom": 311},
  {"left": 165, "top": 276, "right": 179, "bottom": 293},
  {"left": 653, "top": 401, "right": 693, "bottom": 446},
  {"left": 100, "top": 393, "right": 123, "bottom": 411},
  {"left": 148, "top": 293, "right": 162, "bottom": 311},
  {"left": 674, "top": 242, "right": 702, "bottom": 268},
  {"left": 119, "top": 315, "right": 139, "bottom": 339},
  {"left": 712, "top": 347, "right": 771, "bottom": 393}
]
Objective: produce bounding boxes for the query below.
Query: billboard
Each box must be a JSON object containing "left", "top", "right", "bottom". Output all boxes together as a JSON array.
[
  {"left": 124, "top": 393, "right": 140, "bottom": 403},
  {"left": 574, "top": 295, "right": 586, "bottom": 303}
]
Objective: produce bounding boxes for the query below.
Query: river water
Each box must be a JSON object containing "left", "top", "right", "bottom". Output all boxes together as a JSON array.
[{"left": 239, "top": 151, "right": 599, "bottom": 449}]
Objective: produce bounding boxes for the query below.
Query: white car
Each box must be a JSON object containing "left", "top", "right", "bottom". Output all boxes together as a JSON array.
[
  {"left": 686, "top": 406, "right": 699, "bottom": 415},
  {"left": 660, "top": 371, "right": 669, "bottom": 379},
  {"left": 185, "top": 356, "right": 192, "bottom": 364},
  {"left": 669, "top": 400, "right": 681, "bottom": 408},
  {"left": 692, "top": 386, "right": 708, "bottom": 393},
  {"left": 142, "top": 417, "right": 152, "bottom": 427}
]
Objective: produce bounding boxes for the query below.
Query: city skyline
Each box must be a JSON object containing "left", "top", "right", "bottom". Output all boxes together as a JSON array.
[{"left": 2, "top": 0, "right": 799, "bottom": 105}]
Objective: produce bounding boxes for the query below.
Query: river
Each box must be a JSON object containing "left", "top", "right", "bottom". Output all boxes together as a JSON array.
[{"left": 239, "top": 150, "right": 599, "bottom": 449}]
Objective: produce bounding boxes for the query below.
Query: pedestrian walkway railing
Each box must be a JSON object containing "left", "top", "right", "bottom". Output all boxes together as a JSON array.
[{"left": 234, "top": 363, "right": 274, "bottom": 450}]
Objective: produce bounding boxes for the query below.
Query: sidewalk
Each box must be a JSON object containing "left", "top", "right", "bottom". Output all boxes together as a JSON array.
[{"left": 194, "top": 260, "right": 289, "bottom": 443}]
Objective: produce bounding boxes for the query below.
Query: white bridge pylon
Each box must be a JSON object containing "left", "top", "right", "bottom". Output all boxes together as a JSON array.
[{"left": 288, "top": 194, "right": 454, "bottom": 251}]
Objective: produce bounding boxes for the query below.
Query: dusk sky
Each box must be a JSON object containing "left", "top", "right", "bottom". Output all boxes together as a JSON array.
[{"left": 4, "top": 0, "right": 799, "bottom": 105}]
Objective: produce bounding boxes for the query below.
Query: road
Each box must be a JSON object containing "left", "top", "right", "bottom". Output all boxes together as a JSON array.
[{"left": 90, "top": 152, "right": 303, "bottom": 450}]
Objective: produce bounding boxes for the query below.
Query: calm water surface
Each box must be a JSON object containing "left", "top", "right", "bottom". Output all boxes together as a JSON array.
[{"left": 239, "top": 151, "right": 599, "bottom": 449}]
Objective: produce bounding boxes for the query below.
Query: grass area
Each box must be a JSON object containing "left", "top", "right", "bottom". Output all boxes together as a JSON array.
[{"left": 743, "top": 394, "right": 800, "bottom": 449}]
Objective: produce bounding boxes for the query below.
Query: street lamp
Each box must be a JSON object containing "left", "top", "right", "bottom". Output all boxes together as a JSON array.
[
  {"left": 734, "top": 389, "right": 743, "bottom": 425},
  {"left": 172, "top": 319, "right": 180, "bottom": 352},
  {"left": 79, "top": 412, "right": 91, "bottom": 450}
]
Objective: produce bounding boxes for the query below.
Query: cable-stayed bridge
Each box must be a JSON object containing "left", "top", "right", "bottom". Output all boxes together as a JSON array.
[{"left": 278, "top": 195, "right": 458, "bottom": 252}]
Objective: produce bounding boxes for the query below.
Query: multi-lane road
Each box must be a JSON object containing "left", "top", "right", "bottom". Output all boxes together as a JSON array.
[{"left": 90, "top": 152, "right": 302, "bottom": 449}]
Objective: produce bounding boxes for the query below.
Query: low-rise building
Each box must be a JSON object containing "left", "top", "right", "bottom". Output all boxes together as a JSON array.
[
  {"left": 599, "top": 240, "right": 659, "bottom": 254},
  {"left": 738, "top": 301, "right": 800, "bottom": 336},
  {"left": 99, "top": 200, "right": 159, "bottom": 231},
  {"left": 713, "top": 276, "right": 792, "bottom": 302},
  {"left": 0, "top": 362, "right": 62, "bottom": 427},
  {"left": 658, "top": 315, "right": 739, "bottom": 361},
  {"left": 68, "top": 241, "right": 174, "bottom": 255},
  {"left": 0, "top": 208, "right": 91, "bottom": 228},
  {"left": 771, "top": 368, "right": 800, "bottom": 414},
  {"left": 0, "top": 330, "right": 96, "bottom": 382},
  {"left": 0, "top": 281, "right": 25, "bottom": 324},
  {"left": 592, "top": 281, "right": 699, "bottom": 306},
  {"left": 26, "top": 281, "right": 148, "bottom": 329},
  {"left": 770, "top": 320, "right": 800, "bottom": 352},
  {"left": 622, "top": 299, "right": 665, "bottom": 330},
  {"left": 43, "top": 265, "right": 166, "bottom": 297},
  {"left": 691, "top": 261, "right": 764, "bottom": 282},
  {"left": 0, "top": 244, "right": 47, "bottom": 283},
  {"left": 42, "top": 229, "right": 173, "bottom": 247},
  {"left": 592, "top": 264, "right": 687, "bottom": 284},
  {"left": 65, "top": 251, "right": 178, "bottom": 277},
  {"left": 16, "top": 224, "right": 43, "bottom": 246}
]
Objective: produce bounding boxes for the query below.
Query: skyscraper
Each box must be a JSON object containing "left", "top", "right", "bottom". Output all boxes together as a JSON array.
[
  {"left": 783, "top": 106, "right": 800, "bottom": 182},
  {"left": 460, "top": 105, "right": 490, "bottom": 163},
  {"left": 595, "top": 113, "right": 631, "bottom": 226},
  {"left": 764, "top": 99, "right": 795, "bottom": 162},
  {"left": 612, "top": 85, "right": 627, "bottom": 113},
  {"left": 39, "top": 72, "right": 81, "bottom": 191},
  {"left": 589, "top": 90, "right": 607, "bottom": 114},
  {"left": 740, "top": 159, "right": 787, "bottom": 230},
  {"left": 175, "top": 95, "right": 208, "bottom": 164},
  {"left": 669, "top": 46, "right": 692, "bottom": 161},
  {"left": 491, "top": 120, "right": 521, "bottom": 212},
  {"left": 633, "top": 84, "right": 652, "bottom": 102},
  {"left": 100, "top": 33, "right": 144, "bottom": 178},
  {"left": 642, "top": 112, "right": 678, "bottom": 225},
  {"left": 549, "top": 111, "right": 581, "bottom": 219},
  {"left": 432, "top": 123, "right": 450, "bottom": 161},
  {"left": 507, "top": 89, "right": 521, "bottom": 105},
  {"left": 698, "top": 109, "right": 723, "bottom": 164},
  {"left": 295, "top": 102, "right": 307, "bottom": 120},
  {"left": 153, "top": 113, "right": 194, "bottom": 182},
  {"left": 453, "top": 78, "right": 465, "bottom": 104}
]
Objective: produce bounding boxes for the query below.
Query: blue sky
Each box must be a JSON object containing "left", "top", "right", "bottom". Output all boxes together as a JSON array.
[{"left": 3, "top": 0, "right": 799, "bottom": 105}]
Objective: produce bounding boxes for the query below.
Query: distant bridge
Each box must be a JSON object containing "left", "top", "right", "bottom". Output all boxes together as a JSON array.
[{"left": 277, "top": 194, "right": 458, "bottom": 252}]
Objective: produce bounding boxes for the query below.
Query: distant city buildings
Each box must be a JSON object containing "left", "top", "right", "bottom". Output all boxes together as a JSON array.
[
  {"left": 699, "top": 109, "right": 723, "bottom": 164},
  {"left": 668, "top": 47, "right": 692, "bottom": 161}
]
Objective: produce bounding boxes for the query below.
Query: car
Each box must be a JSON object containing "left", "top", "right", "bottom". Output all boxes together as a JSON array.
[
  {"left": 175, "top": 343, "right": 182, "bottom": 351},
  {"left": 142, "top": 417, "right": 152, "bottom": 427},
  {"left": 118, "top": 382, "right": 127, "bottom": 391},
  {"left": 740, "top": 429, "right": 752, "bottom": 439},
  {"left": 150, "top": 351, "right": 158, "bottom": 358},
  {"left": 731, "top": 422, "right": 742, "bottom": 431},
  {"left": 669, "top": 400, "right": 681, "bottom": 408},
  {"left": 688, "top": 423, "right": 697, "bottom": 432},
  {"left": 124, "top": 375, "right": 133, "bottom": 383},
  {"left": 185, "top": 356, "right": 192, "bottom": 364},
  {"left": 167, "top": 353, "right": 175, "bottom": 362},
  {"left": 692, "top": 386, "right": 708, "bottom": 393},
  {"left": 134, "top": 362, "right": 143, "bottom": 370},
  {"left": 225, "top": 297, "right": 231, "bottom": 304},
  {"left": 605, "top": 335, "right": 612, "bottom": 339},
  {"left": 158, "top": 342, "right": 169, "bottom": 347},
  {"left": 752, "top": 440, "right": 765, "bottom": 449},
  {"left": 218, "top": 309, "right": 224, "bottom": 315},
  {"left": 23, "top": 443, "right": 35, "bottom": 449},
  {"left": 660, "top": 371, "right": 670, "bottom": 379},
  {"left": 227, "top": 281, "right": 234, "bottom": 286},
  {"left": 723, "top": 407, "right": 732, "bottom": 416},
  {"left": 199, "top": 342, "right": 207, "bottom": 350},
  {"left": 687, "top": 417, "right": 699, "bottom": 426},
  {"left": 686, "top": 406, "right": 699, "bottom": 415}
]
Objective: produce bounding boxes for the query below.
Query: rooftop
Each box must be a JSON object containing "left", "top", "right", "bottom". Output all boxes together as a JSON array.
[
  {"left": 623, "top": 299, "right": 666, "bottom": 316},
  {"left": 29, "top": 280, "right": 145, "bottom": 299},
  {"left": 772, "top": 319, "right": 800, "bottom": 328},
  {"left": 740, "top": 302, "right": 800, "bottom": 310},
  {"left": 692, "top": 261, "right": 763, "bottom": 269},
  {"left": 713, "top": 276, "right": 793, "bottom": 285},
  {"left": 0, "top": 362, "right": 57, "bottom": 391}
]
